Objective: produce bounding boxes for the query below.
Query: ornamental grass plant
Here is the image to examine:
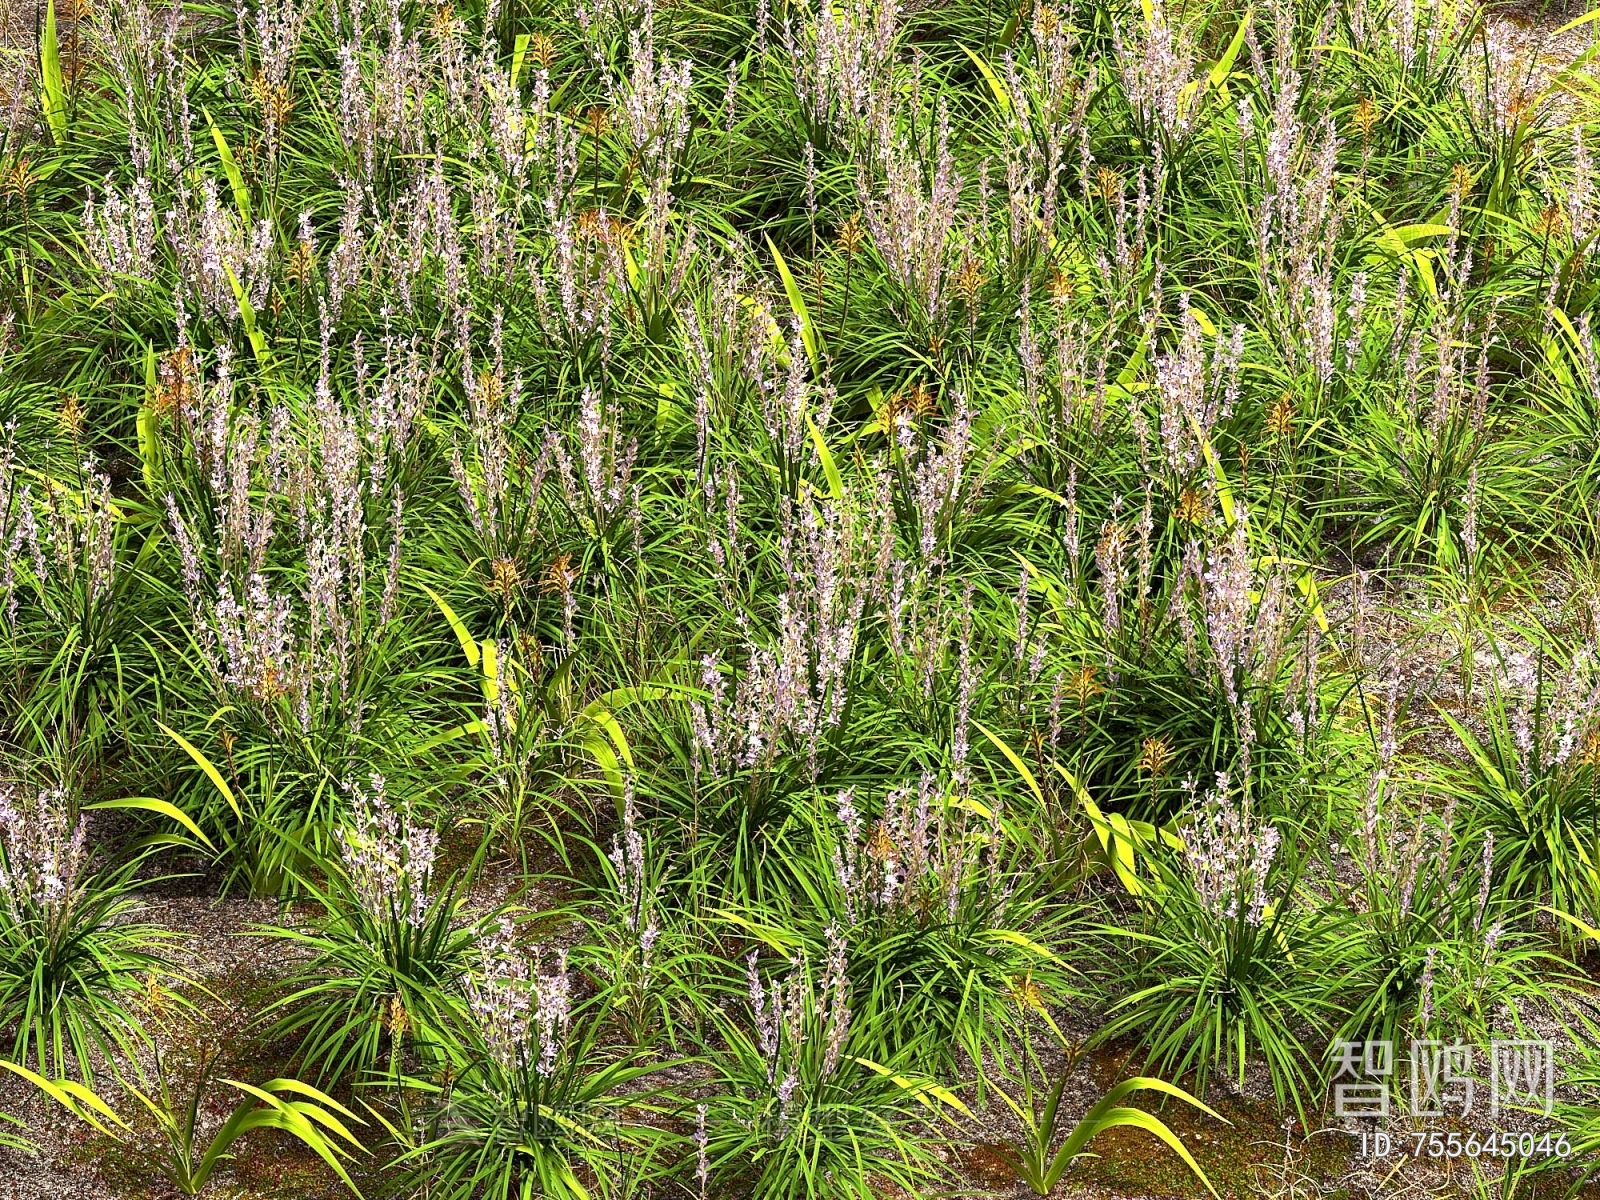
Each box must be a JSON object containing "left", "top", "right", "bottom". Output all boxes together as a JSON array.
[{"left": 5, "top": 0, "right": 1600, "bottom": 1193}]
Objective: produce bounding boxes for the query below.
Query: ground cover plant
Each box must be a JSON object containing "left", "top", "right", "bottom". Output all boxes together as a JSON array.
[{"left": 6, "top": 0, "right": 1600, "bottom": 1193}]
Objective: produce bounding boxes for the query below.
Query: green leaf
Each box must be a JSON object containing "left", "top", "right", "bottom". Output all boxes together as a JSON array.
[
  {"left": 711, "top": 908, "right": 802, "bottom": 953},
  {"left": 806, "top": 415, "right": 844, "bottom": 500},
  {"left": 39, "top": 0, "right": 66, "bottom": 146},
  {"left": 1548, "top": 907, "right": 1600, "bottom": 943},
  {"left": 1187, "top": 411, "right": 1237, "bottom": 527},
  {"left": 421, "top": 583, "right": 480, "bottom": 667},
  {"left": 1052, "top": 1079, "right": 1223, "bottom": 1193},
  {"left": 1549, "top": 305, "right": 1584, "bottom": 368},
  {"left": 576, "top": 702, "right": 635, "bottom": 797},
  {"left": 1068, "top": 774, "right": 1169, "bottom": 897},
  {"left": 981, "top": 928, "right": 1066, "bottom": 967},
  {"left": 1208, "top": 13, "right": 1250, "bottom": 88},
  {"left": 1060, "top": 1106, "right": 1217, "bottom": 1194},
  {"left": 0, "top": 1061, "right": 125, "bottom": 1137},
  {"left": 86, "top": 797, "right": 215, "bottom": 852},
  {"left": 218, "top": 1080, "right": 364, "bottom": 1185},
  {"left": 575, "top": 687, "right": 669, "bottom": 785},
  {"left": 224, "top": 263, "right": 270, "bottom": 365},
  {"left": 207, "top": 111, "right": 251, "bottom": 221},
  {"left": 481, "top": 636, "right": 500, "bottom": 702},
  {"left": 1050, "top": 761, "right": 1093, "bottom": 808},
  {"left": 1096, "top": 1075, "right": 1225, "bottom": 1122},
  {"left": 767, "top": 236, "right": 819, "bottom": 374},
  {"left": 510, "top": 32, "right": 530, "bottom": 88},
  {"left": 138, "top": 347, "right": 162, "bottom": 491},
  {"left": 959, "top": 44, "right": 1013, "bottom": 119},
  {"left": 223, "top": 278, "right": 264, "bottom": 359},
  {"left": 1555, "top": 5, "right": 1600, "bottom": 34},
  {"left": 853, "top": 1057, "right": 973, "bottom": 1118},
  {"left": 1295, "top": 570, "right": 1329, "bottom": 633},
  {"left": 416, "top": 721, "right": 486, "bottom": 754},
  {"left": 1389, "top": 223, "right": 1454, "bottom": 243},
  {"left": 251, "top": 1078, "right": 364, "bottom": 1139},
  {"left": 621, "top": 240, "right": 642, "bottom": 292},
  {"left": 1436, "top": 708, "right": 1511, "bottom": 794},
  {"left": 158, "top": 721, "right": 243, "bottom": 822},
  {"left": 974, "top": 720, "right": 1044, "bottom": 806}
]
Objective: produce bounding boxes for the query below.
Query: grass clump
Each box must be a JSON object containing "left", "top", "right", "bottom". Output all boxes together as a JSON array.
[{"left": 5, "top": 0, "right": 1600, "bottom": 1194}]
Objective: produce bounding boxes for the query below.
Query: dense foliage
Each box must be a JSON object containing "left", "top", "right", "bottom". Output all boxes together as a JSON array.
[{"left": 4, "top": 0, "right": 1600, "bottom": 1192}]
